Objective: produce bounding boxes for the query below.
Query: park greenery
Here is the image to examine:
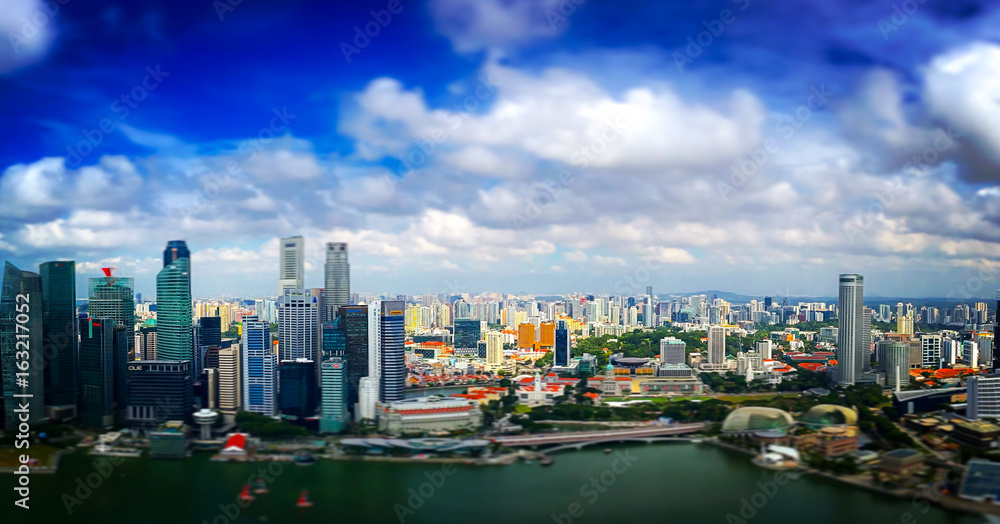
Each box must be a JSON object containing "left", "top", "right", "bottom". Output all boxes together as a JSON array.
[{"left": 235, "top": 411, "right": 308, "bottom": 439}]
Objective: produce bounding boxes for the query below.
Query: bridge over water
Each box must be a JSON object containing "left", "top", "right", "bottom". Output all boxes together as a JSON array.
[{"left": 493, "top": 423, "right": 706, "bottom": 450}]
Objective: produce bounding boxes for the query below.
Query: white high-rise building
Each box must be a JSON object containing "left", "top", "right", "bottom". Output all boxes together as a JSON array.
[
  {"left": 322, "top": 242, "right": 350, "bottom": 322},
  {"left": 880, "top": 340, "right": 910, "bottom": 391},
  {"left": 836, "top": 274, "right": 864, "bottom": 385},
  {"left": 357, "top": 376, "right": 379, "bottom": 422},
  {"left": 968, "top": 375, "right": 1000, "bottom": 419},
  {"left": 920, "top": 334, "right": 943, "bottom": 369},
  {"left": 486, "top": 331, "right": 504, "bottom": 371},
  {"left": 963, "top": 340, "right": 980, "bottom": 369},
  {"left": 218, "top": 347, "right": 241, "bottom": 418},
  {"left": 707, "top": 326, "right": 726, "bottom": 365},
  {"left": 755, "top": 339, "right": 773, "bottom": 360},
  {"left": 278, "top": 288, "right": 320, "bottom": 362},
  {"left": 278, "top": 236, "right": 304, "bottom": 294}
]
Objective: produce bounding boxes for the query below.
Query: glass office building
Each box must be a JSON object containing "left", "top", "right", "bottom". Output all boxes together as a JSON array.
[
  {"left": 454, "top": 318, "right": 481, "bottom": 350},
  {"left": 279, "top": 359, "right": 317, "bottom": 419},
  {"left": 127, "top": 360, "right": 193, "bottom": 426},
  {"left": 320, "top": 358, "right": 348, "bottom": 433},
  {"left": 40, "top": 261, "right": 78, "bottom": 419},
  {"left": 156, "top": 253, "right": 193, "bottom": 371},
  {"left": 0, "top": 262, "right": 46, "bottom": 428}
]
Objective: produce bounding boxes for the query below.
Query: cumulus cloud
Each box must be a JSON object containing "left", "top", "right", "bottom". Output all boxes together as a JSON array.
[
  {"left": 0, "top": 0, "right": 57, "bottom": 74},
  {"left": 428, "top": 0, "right": 565, "bottom": 53}
]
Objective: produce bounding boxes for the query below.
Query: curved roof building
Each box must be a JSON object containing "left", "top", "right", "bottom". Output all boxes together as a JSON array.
[
  {"left": 800, "top": 404, "right": 858, "bottom": 428},
  {"left": 722, "top": 407, "right": 795, "bottom": 433}
]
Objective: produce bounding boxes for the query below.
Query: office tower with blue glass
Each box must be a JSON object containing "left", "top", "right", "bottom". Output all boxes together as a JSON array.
[
  {"left": 555, "top": 320, "right": 570, "bottom": 366},
  {"left": 454, "top": 318, "right": 481, "bottom": 351},
  {"left": 242, "top": 315, "right": 277, "bottom": 416},
  {"left": 40, "top": 261, "right": 79, "bottom": 421},
  {"left": 88, "top": 268, "right": 135, "bottom": 359},
  {"left": 279, "top": 358, "right": 317, "bottom": 420}
]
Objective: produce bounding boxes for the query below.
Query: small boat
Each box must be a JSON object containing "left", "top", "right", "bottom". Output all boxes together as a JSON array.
[
  {"left": 539, "top": 456, "right": 554, "bottom": 467},
  {"left": 252, "top": 478, "right": 269, "bottom": 495},
  {"left": 294, "top": 452, "right": 316, "bottom": 465},
  {"left": 239, "top": 485, "right": 255, "bottom": 502},
  {"left": 603, "top": 448, "right": 612, "bottom": 454},
  {"left": 296, "top": 490, "right": 313, "bottom": 508}
]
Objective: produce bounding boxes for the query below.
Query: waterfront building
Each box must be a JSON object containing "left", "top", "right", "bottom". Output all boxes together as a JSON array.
[
  {"left": 320, "top": 358, "right": 348, "bottom": 433},
  {"left": 0, "top": 262, "right": 46, "bottom": 428},
  {"left": 126, "top": 360, "right": 193, "bottom": 426},
  {"left": 149, "top": 421, "right": 190, "bottom": 459},
  {"left": 242, "top": 315, "right": 277, "bottom": 416},
  {"left": 375, "top": 396, "right": 483, "bottom": 436},
  {"left": 279, "top": 358, "right": 317, "bottom": 420},
  {"left": 40, "top": 261, "right": 78, "bottom": 421}
]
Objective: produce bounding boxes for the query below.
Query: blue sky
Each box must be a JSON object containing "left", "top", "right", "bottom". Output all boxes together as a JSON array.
[{"left": 2, "top": 0, "right": 1000, "bottom": 299}]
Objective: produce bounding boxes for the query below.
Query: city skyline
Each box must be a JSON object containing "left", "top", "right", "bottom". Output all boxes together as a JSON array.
[{"left": 3, "top": 2, "right": 1000, "bottom": 298}]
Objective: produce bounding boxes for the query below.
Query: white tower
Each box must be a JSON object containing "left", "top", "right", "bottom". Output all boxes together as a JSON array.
[{"left": 193, "top": 408, "right": 219, "bottom": 441}]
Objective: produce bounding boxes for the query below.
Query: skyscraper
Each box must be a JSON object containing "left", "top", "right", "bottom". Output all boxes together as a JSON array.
[
  {"left": 554, "top": 320, "right": 570, "bottom": 366},
  {"left": 279, "top": 359, "right": 317, "bottom": 419},
  {"left": 707, "top": 326, "right": 726, "bottom": 365},
  {"left": 861, "top": 307, "right": 873, "bottom": 373},
  {"left": 994, "top": 290, "right": 1000, "bottom": 370},
  {"left": 242, "top": 315, "right": 277, "bottom": 416},
  {"left": 660, "top": 337, "right": 687, "bottom": 365},
  {"left": 278, "top": 236, "right": 304, "bottom": 294},
  {"left": 880, "top": 340, "right": 910, "bottom": 391},
  {"left": 322, "top": 242, "right": 350, "bottom": 322},
  {"left": 320, "top": 357, "right": 348, "bottom": 433},
  {"left": 338, "top": 305, "right": 369, "bottom": 412},
  {"left": 278, "top": 288, "right": 320, "bottom": 362},
  {"left": 40, "top": 261, "right": 78, "bottom": 420},
  {"left": 454, "top": 318, "right": 481, "bottom": 350},
  {"left": 837, "top": 274, "right": 864, "bottom": 385},
  {"left": 217, "top": 347, "right": 241, "bottom": 419},
  {"left": 88, "top": 268, "right": 135, "bottom": 358},
  {"left": 156, "top": 242, "right": 193, "bottom": 374},
  {"left": 485, "top": 331, "right": 504, "bottom": 371},
  {"left": 0, "top": 262, "right": 45, "bottom": 428},
  {"left": 79, "top": 316, "right": 115, "bottom": 429},
  {"left": 368, "top": 300, "right": 405, "bottom": 403},
  {"left": 126, "top": 360, "right": 193, "bottom": 426}
]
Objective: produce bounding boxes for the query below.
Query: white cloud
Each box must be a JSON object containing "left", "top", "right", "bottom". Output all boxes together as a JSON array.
[
  {"left": 428, "top": 0, "right": 564, "bottom": 53},
  {"left": 0, "top": 0, "right": 56, "bottom": 74}
]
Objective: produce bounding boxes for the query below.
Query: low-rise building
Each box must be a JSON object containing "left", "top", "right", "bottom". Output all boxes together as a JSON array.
[
  {"left": 376, "top": 396, "right": 483, "bottom": 436},
  {"left": 952, "top": 420, "right": 1000, "bottom": 451},
  {"left": 149, "top": 421, "right": 189, "bottom": 460},
  {"left": 877, "top": 449, "right": 923, "bottom": 475}
]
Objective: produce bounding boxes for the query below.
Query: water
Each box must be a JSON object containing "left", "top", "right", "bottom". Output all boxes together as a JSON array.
[
  {"left": 3, "top": 443, "right": 981, "bottom": 524},
  {"left": 404, "top": 386, "right": 468, "bottom": 398}
]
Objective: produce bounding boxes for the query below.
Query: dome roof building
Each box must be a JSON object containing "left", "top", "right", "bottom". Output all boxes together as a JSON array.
[
  {"left": 722, "top": 407, "right": 795, "bottom": 434},
  {"left": 800, "top": 404, "right": 858, "bottom": 428}
]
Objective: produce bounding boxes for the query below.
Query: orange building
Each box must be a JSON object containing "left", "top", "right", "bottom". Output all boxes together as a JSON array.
[
  {"left": 539, "top": 321, "right": 555, "bottom": 348},
  {"left": 517, "top": 323, "right": 535, "bottom": 349}
]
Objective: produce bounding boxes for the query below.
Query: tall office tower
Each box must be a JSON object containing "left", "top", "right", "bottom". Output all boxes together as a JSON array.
[
  {"left": 156, "top": 242, "right": 193, "bottom": 374},
  {"left": 899, "top": 316, "right": 914, "bottom": 336},
  {"left": 862, "top": 307, "right": 873, "bottom": 372},
  {"left": 486, "top": 331, "right": 504, "bottom": 371},
  {"left": 367, "top": 300, "right": 404, "bottom": 403},
  {"left": 217, "top": 347, "right": 241, "bottom": 418},
  {"left": 644, "top": 295, "right": 654, "bottom": 327},
  {"left": 968, "top": 375, "right": 1000, "bottom": 420},
  {"left": 279, "top": 359, "right": 317, "bottom": 419},
  {"left": 322, "top": 242, "right": 350, "bottom": 322},
  {"left": 554, "top": 320, "right": 570, "bottom": 366},
  {"left": 163, "top": 240, "right": 191, "bottom": 267},
  {"left": 89, "top": 268, "right": 135, "bottom": 358},
  {"left": 707, "top": 326, "right": 726, "bottom": 365},
  {"left": 40, "top": 261, "right": 78, "bottom": 420},
  {"left": 278, "top": 235, "right": 304, "bottom": 294},
  {"left": 112, "top": 325, "right": 130, "bottom": 425},
  {"left": 0, "top": 262, "right": 45, "bottom": 428},
  {"left": 454, "top": 318, "right": 481, "bottom": 350},
  {"left": 660, "top": 337, "right": 687, "bottom": 365},
  {"left": 242, "top": 315, "right": 277, "bottom": 416},
  {"left": 921, "top": 334, "right": 943, "bottom": 369},
  {"left": 320, "top": 357, "right": 348, "bottom": 433},
  {"left": 278, "top": 288, "right": 320, "bottom": 362},
  {"left": 540, "top": 321, "right": 556, "bottom": 347},
  {"left": 977, "top": 334, "right": 994, "bottom": 369},
  {"left": 338, "top": 305, "right": 369, "bottom": 412},
  {"left": 126, "top": 360, "right": 193, "bottom": 426},
  {"left": 79, "top": 316, "right": 115, "bottom": 429},
  {"left": 836, "top": 274, "right": 864, "bottom": 385},
  {"left": 517, "top": 323, "right": 535, "bottom": 349},
  {"left": 880, "top": 340, "right": 910, "bottom": 391},
  {"left": 199, "top": 316, "right": 221, "bottom": 349}
]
